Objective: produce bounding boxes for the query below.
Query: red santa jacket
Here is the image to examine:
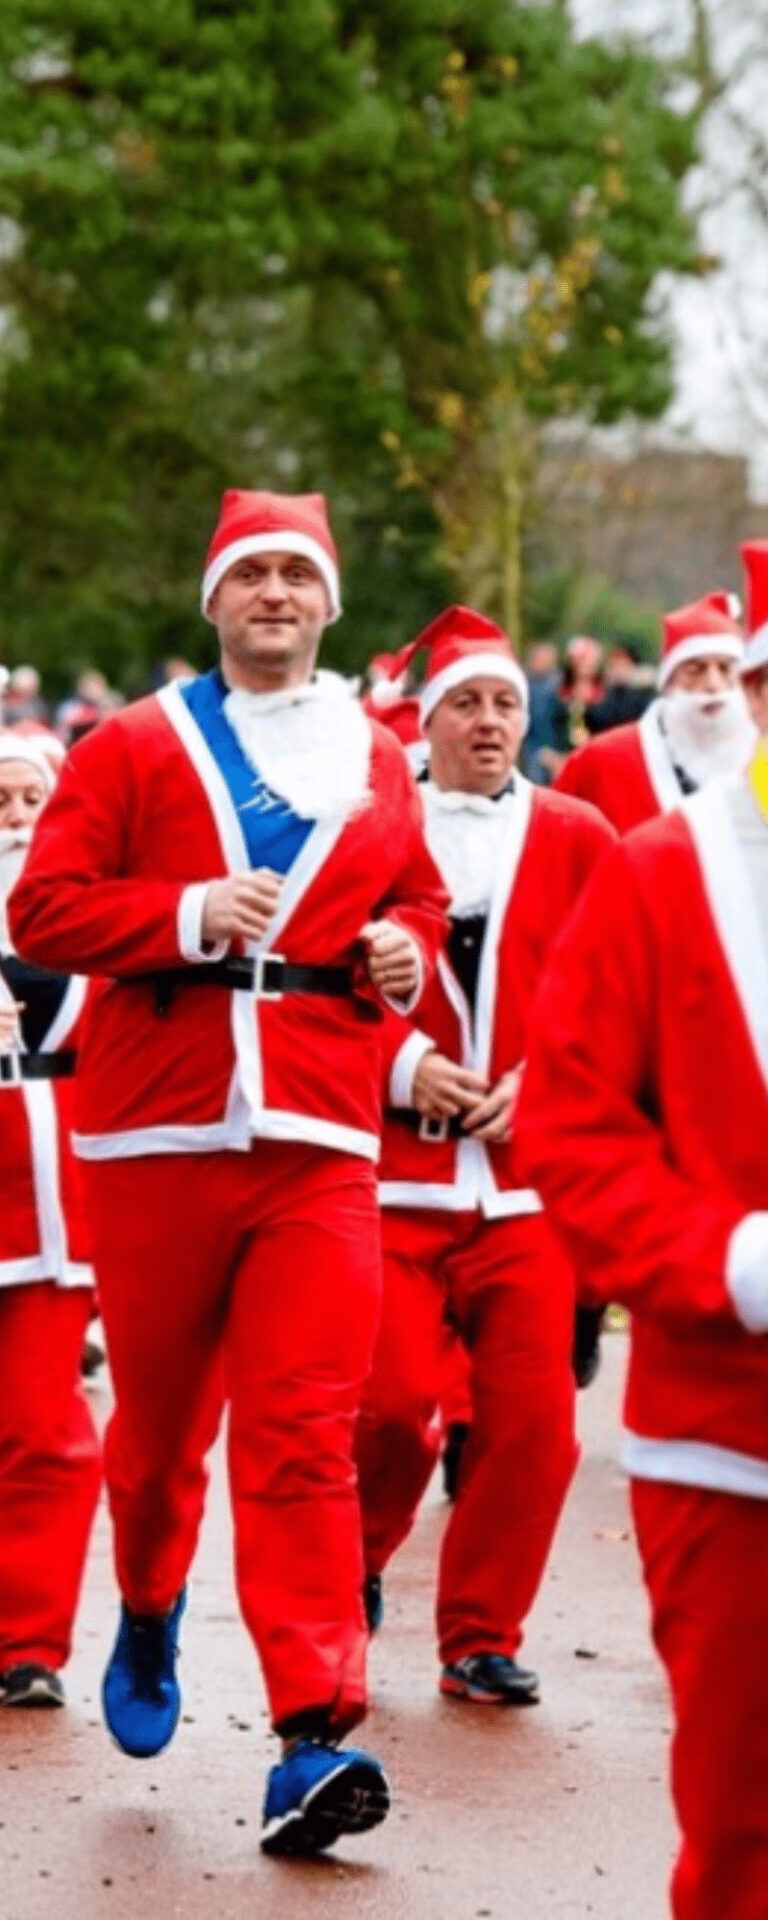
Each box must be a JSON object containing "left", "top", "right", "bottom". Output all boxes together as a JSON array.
[
  {"left": 9, "top": 684, "right": 448, "bottom": 1163},
  {"left": 554, "top": 701, "right": 682, "bottom": 831},
  {"left": 378, "top": 780, "right": 615, "bottom": 1216},
  {"left": 516, "top": 778, "right": 768, "bottom": 1496},
  {"left": 0, "top": 965, "right": 92, "bottom": 1287}
]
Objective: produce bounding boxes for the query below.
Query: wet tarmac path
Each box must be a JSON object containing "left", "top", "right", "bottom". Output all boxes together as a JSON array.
[{"left": 1, "top": 1331, "right": 674, "bottom": 1919}]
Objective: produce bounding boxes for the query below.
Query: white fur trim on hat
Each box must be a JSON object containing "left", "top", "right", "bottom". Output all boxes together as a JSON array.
[
  {"left": 658, "top": 631, "right": 743, "bottom": 691},
  {"left": 420, "top": 652, "right": 529, "bottom": 724},
  {"left": 0, "top": 732, "right": 57, "bottom": 791},
  {"left": 201, "top": 532, "right": 341, "bottom": 622},
  {"left": 740, "top": 621, "right": 768, "bottom": 678}
]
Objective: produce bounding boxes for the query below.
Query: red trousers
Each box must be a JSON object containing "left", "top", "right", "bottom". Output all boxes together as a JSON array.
[
  {"left": 0, "top": 1283, "right": 101, "bottom": 1671},
  {"left": 356, "top": 1208, "right": 577, "bottom": 1663},
  {"left": 84, "top": 1143, "right": 381, "bottom": 1736},
  {"left": 632, "top": 1479, "right": 768, "bottom": 1920}
]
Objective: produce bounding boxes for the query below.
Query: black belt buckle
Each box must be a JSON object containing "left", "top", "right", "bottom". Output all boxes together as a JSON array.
[
  {"left": 251, "top": 953, "right": 285, "bottom": 1001},
  {"left": 0, "top": 1051, "right": 22, "bottom": 1088},
  {"left": 418, "top": 1114, "right": 451, "bottom": 1142}
]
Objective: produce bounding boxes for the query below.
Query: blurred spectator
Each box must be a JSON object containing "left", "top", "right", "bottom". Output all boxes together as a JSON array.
[
  {"left": 521, "top": 640, "right": 559, "bottom": 785},
  {"left": 56, "top": 668, "right": 123, "bottom": 746},
  {"left": 142, "top": 657, "right": 199, "bottom": 694},
  {"left": 3, "top": 665, "right": 49, "bottom": 727},
  {"left": 57, "top": 701, "right": 104, "bottom": 749},
  {"left": 584, "top": 640, "right": 655, "bottom": 735},
  {"left": 540, "top": 635, "right": 605, "bottom": 779}
]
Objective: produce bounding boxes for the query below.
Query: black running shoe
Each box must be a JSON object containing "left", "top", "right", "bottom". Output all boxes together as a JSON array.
[
  {"left": 363, "top": 1574, "right": 384, "bottom": 1633},
  {"left": 441, "top": 1421, "right": 470, "bottom": 1501},
  {"left": 0, "top": 1663, "right": 65, "bottom": 1708},
  {"left": 440, "top": 1652, "right": 540, "bottom": 1705},
  {"left": 572, "top": 1305, "right": 605, "bottom": 1389}
]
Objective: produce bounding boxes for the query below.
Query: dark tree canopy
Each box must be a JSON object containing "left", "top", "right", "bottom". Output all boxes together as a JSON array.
[{"left": 0, "top": 0, "right": 698, "bottom": 686}]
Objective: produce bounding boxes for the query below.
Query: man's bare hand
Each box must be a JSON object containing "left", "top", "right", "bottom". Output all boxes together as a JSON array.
[
  {"left": 202, "top": 870, "right": 283, "bottom": 945},
  {"left": 461, "top": 1065, "right": 524, "bottom": 1143},
  {"left": 0, "top": 1001, "right": 23, "bottom": 1049},
  {"left": 412, "top": 1049, "right": 488, "bottom": 1120},
  {"left": 360, "top": 919, "right": 420, "bottom": 1003}
]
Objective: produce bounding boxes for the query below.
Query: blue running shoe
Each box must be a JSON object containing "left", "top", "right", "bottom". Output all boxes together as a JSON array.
[
  {"left": 102, "top": 1590, "right": 185, "bottom": 1758},
  {"left": 261, "top": 1739, "right": 390, "bottom": 1856}
]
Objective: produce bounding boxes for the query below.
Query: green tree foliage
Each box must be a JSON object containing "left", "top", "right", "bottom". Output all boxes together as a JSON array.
[
  {"left": 0, "top": 0, "right": 699, "bottom": 687},
  {"left": 522, "top": 559, "right": 661, "bottom": 660}
]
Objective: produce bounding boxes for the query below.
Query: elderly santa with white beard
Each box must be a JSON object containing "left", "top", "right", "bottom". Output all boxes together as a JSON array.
[
  {"left": 0, "top": 732, "right": 101, "bottom": 1712},
  {"left": 555, "top": 592, "right": 754, "bottom": 828},
  {"left": 514, "top": 542, "right": 768, "bottom": 1920},
  {"left": 355, "top": 607, "right": 615, "bottom": 1705},
  {"left": 555, "top": 591, "right": 755, "bottom": 1382},
  {"left": 9, "top": 488, "right": 447, "bottom": 1858}
]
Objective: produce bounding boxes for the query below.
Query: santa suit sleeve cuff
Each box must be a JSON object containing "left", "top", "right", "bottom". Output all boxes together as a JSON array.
[
  {"left": 177, "top": 884, "right": 228, "bottom": 964},
  {"left": 726, "top": 1213, "right": 768, "bottom": 1333},
  {"left": 380, "top": 932, "right": 424, "bottom": 1017},
  {"left": 389, "top": 1030, "right": 435, "bottom": 1108}
]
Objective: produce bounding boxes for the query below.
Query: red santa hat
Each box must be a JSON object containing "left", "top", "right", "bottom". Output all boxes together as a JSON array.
[
  {"left": 0, "top": 730, "right": 59, "bottom": 793},
  {"left": 739, "top": 542, "right": 768, "bottom": 675},
  {"left": 658, "top": 592, "right": 743, "bottom": 691},
  {"left": 417, "top": 607, "right": 528, "bottom": 723},
  {"left": 372, "top": 606, "right": 527, "bottom": 727},
  {"left": 201, "top": 490, "right": 341, "bottom": 623}
]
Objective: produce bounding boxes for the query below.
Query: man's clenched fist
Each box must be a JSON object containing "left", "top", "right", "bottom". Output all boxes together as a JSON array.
[
  {"left": 360, "top": 918, "right": 420, "bottom": 1004},
  {"left": 202, "top": 869, "right": 283, "bottom": 945}
]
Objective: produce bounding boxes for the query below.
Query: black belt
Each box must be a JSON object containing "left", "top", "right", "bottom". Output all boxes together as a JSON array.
[
  {"left": 387, "top": 1107, "right": 465, "bottom": 1141},
  {"left": 0, "top": 1049, "right": 77, "bottom": 1085},
  {"left": 143, "top": 955, "right": 353, "bottom": 1007}
]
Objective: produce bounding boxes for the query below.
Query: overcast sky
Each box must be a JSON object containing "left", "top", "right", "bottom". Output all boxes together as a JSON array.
[{"left": 567, "top": 0, "right": 768, "bottom": 498}]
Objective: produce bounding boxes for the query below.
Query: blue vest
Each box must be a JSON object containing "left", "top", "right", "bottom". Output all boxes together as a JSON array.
[{"left": 181, "top": 670, "right": 314, "bottom": 874}]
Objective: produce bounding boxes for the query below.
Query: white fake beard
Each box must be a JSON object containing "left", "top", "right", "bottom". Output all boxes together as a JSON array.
[
  {"left": 223, "top": 672, "right": 371, "bottom": 821},
  {"left": 0, "top": 830, "right": 31, "bottom": 950},
  {"left": 423, "top": 784, "right": 516, "bottom": 916},
  {"left": 661, "top": 686, "right": 756, "bottom": 787}
]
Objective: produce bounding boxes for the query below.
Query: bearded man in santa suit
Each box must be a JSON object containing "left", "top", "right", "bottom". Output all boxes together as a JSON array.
[
  {"left": 555, "top": 592, "right": 754, "bottom": 831},
  {"left": 355, "top": 607, "right": 615, "bottom": 1704},
  {"left": 0, "top": 733, "right": 101, "bottom": 1710},
  {"left": 514, "top": 542, "right": 768, "bottom": 1920},
  {"left": 556, "top": 591, "right": 755, "bottom": 1386},
  {"left": 9, "top": 490, "right": 447, "bottom": 1857}
]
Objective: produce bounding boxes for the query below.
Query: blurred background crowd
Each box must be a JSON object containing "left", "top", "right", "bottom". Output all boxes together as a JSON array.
[{"left": 0, "top": 633, "right": 656, "bottom": 784}]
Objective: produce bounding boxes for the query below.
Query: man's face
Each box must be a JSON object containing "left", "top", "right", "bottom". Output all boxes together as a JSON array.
[
  {"left": 427, "top": 677, "right": 526, "bottom": 795},
  {"left": 526, "top": 642, "right": 557, "bottom": 677},
  {"left": 0, "top": 761, "right": 48, "bottom": 836},
  {"left": 666, "top": 654, "right": 738, "bottom": 707},
  {"left": 209, "top": 551, "right": 330, "bottom": 689},
  {"left": 742, "top": 670, "right": 768, "bottom": 738}
]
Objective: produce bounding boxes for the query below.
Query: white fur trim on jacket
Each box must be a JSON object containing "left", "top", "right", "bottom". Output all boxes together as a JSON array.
[
  {"left": 726, "top": 1212, "right": 768, "bottom": 1333},
  {"left": 622, "top": 1430, "right": 768, "bottom": 1500}
]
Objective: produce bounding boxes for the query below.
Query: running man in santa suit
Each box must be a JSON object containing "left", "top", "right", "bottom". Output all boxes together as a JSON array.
[
  {"left": 0, "top": 733, "right": 101, "bottom": 1710},
  {"left": 557, "top": 591, "right": 755, "bottom": 1386},
  {"left": 9, "top": 490, "right": 447, "bottom": 1857},
  {"left": 515, "top": 543, "right": 768, "bottom": 1920},
  {"left": 355, "top": 607, "right": 615, "bottom": 1703},
  {"left": 555, "top": 591, "right": 754, "bottom": 831}
]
